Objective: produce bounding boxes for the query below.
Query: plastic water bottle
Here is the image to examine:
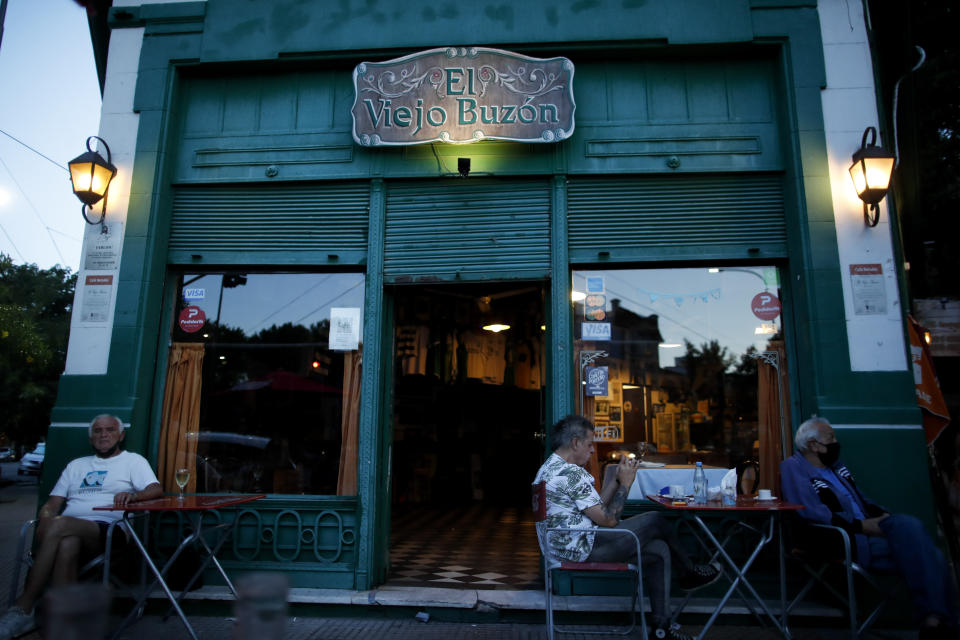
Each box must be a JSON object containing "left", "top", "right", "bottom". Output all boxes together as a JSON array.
[{"left": 692, "top": 461, "right": 707, "bottom": 504}]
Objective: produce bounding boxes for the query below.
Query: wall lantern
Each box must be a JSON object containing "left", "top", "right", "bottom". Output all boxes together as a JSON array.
[
  {"left": 849, "top": 126, "right": 894, "bottom": 227},
  {"left": 68, "top": 136, "right": 117, "bottom": 225}
]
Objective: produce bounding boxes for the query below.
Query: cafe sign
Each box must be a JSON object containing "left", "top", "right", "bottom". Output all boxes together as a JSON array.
[{"left": 352, "top": 47, "right": 575, "bottom": 146}]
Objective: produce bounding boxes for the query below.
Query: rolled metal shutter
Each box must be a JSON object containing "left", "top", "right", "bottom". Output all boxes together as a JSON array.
[
  {"left": 169, "top": 183, "right": 369, "bottom": 263},
  {"left": 384, "top": 179, "right": 551, "bottom": 283},
  {"left": 567, "top": 174, "right": 786, "bottom": 261}
]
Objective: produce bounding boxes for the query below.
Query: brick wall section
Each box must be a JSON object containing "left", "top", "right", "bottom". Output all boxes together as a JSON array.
[{"left": 915, "top": 298, "right": 960, "bottom": 358}]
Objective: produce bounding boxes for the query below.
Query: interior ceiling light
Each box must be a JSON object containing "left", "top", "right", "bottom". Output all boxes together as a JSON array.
[
  {"left": 482, "top": 323, "right": 511, "bottom": 333},
  {"left": 755, "top": 322, "right": 778, "bottom": 335}
]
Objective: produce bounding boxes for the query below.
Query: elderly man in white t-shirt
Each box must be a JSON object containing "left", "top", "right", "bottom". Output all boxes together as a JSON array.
[{"left": 0, "top": 415, "right": 162, "bottom": 640}]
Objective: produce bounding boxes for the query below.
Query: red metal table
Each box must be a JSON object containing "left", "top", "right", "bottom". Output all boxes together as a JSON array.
[
  {"left": 95, "top": 494, "right": 265, "bottom": 640},
  {"left": 646, "top": 494, "right": 804, "bottom": 639}
]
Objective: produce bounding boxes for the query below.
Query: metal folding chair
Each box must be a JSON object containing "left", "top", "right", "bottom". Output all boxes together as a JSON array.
[
  {"left": 8, "top": 516, "right": 145, "bottom": 608},
  {"left": 532, "top": 481, "right": 648, "bottom": 640},
  {"left": 784, "top": 520, "right": 896, "bottom": 639}
]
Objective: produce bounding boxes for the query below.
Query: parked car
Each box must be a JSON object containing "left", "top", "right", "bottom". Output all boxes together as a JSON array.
[
  {"left": 17, "top": 443, "right": 45, "bottom": 475},
  {"left": 0, "top": 447, "right": 14, "bottom": 461}
]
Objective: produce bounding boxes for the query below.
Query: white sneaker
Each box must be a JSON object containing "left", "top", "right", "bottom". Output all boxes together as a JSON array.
[{"left": 0, "top": 607, "right": 37, "bottom": 640}]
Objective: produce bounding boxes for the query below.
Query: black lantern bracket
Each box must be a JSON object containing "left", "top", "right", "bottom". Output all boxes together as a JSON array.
[
  {"left": 69, "top": 136, "right": 117, "bottom": 226},
  {"left": 849, "top": 126, "right": 895, "bottom": 228}
]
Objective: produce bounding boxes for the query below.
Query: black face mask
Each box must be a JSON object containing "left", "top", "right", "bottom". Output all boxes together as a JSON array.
[
  {"left": 95, "top": 442, "right": 121, "bottom": 458},
  {"left": 816, "top": 441, "right": 841, "bottom": 467}
]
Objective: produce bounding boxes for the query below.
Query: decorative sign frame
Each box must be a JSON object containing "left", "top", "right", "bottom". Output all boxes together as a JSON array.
[{"left": 352, "top": 47, "right": 575, "bottom": 146}]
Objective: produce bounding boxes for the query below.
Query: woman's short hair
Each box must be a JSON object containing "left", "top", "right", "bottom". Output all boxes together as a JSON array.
[
  {"left": 794, "top": 416, "right": 829, "bottom": 453},
  {"left": 88, "top": 414, "right": 125, "bottom": 437},
  {"left": 551, "top": 415, "right": 594, "bottom": 451}
]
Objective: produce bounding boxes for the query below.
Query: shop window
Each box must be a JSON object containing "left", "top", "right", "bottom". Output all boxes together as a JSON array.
[
  {"left": 159, "top": 272, "right": 365, "bottom": 496},
  {"left": 572, "top": 267, "right": 790, "bottom": 494}
]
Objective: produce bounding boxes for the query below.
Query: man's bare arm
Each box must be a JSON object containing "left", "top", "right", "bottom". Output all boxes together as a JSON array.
[
  {"left": 584, "top": 485, "right": 629, "bottom": 527},
  {"left": 37, "top": 496, "right": 65, "bottom": 520},
  {"left": 114, "top": 481, "right": 163, "bottom": 507}
]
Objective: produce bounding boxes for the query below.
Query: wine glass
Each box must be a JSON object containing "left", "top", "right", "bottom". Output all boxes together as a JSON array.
[
  {"left": 638, "top": 442, "right": 649, "bottom": 462},
  {"left": 175, "top": 467, "right": 190, "bottom": 500}
]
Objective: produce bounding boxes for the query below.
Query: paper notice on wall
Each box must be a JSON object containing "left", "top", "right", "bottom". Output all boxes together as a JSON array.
[
  {"left": 79, "top": 275, "right": 113, "bottom": 324},
  {"left": 849, "top": 264, "right": 887, "bottom": 315},
  {"left": 83, "top": 222, "right": 123, "bottom": 271},
  {"left": 329, "top": 307, "right": 361, "bottom": 351}
]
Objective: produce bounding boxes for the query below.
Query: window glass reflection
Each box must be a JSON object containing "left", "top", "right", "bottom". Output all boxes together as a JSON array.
[
  {"left": 164, "top": 272, "right": 365, "bottom": 495},
  {"left": 572, "top": 267, "right": 787, "bottom": 490}
]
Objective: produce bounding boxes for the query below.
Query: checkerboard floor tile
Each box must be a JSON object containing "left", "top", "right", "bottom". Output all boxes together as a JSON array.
[{"left": 386, "top": 504, "right": 544, "bottom": 590}]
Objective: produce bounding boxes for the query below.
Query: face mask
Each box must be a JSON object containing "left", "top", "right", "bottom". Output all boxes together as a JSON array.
[
  {"left": 95, "top": 441, "right": 121, "bottom": 458},
  {"left": 816, "top": 441, "right": 841, "bottom": 467}
]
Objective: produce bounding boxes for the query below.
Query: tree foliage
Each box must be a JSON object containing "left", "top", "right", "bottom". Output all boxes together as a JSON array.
[{"left": 0, "top": 254, "right": 76, "bottom": 448}]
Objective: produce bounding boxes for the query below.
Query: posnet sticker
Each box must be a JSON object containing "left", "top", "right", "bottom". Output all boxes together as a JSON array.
[
  {"left": 751, "top": 292, "right": 781, "bottom": 321},
  {"left": 179, "top": 306, "right": 206, "bottom": 333}
]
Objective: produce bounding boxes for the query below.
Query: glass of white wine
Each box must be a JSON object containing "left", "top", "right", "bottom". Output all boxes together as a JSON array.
[{"left": 175, "top": 467, "right": 190, "bottom": 500}]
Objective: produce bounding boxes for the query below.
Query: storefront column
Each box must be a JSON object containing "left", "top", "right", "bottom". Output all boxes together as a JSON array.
[
  {"left": 550, "top": 175, "right": 573, "bottom": 423},
  {"left": 356, "top": 179, "right": 386, "bottom": 589}
]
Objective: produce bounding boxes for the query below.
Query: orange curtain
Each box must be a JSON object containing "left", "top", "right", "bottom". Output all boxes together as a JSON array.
[
  {"left": 337, "top": 349, "right": 362, "bottom": 495},
  {"left": 757, "top": 340, "right": 792, "bottom": 495},
  {"left": 158, "top": 343, "right": 205, "bottom": 494}
]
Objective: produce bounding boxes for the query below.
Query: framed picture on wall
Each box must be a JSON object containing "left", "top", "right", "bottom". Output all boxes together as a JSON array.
[{"left": 595, "top": 400, "right": 610, "bottom": 416}]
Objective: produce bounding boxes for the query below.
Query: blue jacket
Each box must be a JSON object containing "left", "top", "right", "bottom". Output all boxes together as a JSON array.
[{"left": 780, "top": 452, "right": 887, "bottom": 565}]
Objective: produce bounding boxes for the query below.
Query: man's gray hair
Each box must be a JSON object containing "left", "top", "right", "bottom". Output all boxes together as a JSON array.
[
  {"left": 88, "top": 414, "right": 125, "bottom": 437},
  {"left": 794, "top": 415, "right": 830, "bottom": 453},
  {"left": 551, "top": 415, "right": 594, "bottom": 451}
]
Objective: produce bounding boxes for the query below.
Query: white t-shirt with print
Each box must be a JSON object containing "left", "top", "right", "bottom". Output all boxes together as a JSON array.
[
  {"left": 533, "top": 453, "right": 602, "bottom": 562},
  {"left": 50, "top": 451, "right": 159, "bottom": 524}
]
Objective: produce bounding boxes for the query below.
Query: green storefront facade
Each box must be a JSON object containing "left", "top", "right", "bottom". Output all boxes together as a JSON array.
[{"left": 44, "top": 0, "right": 930, "bottom": 592}]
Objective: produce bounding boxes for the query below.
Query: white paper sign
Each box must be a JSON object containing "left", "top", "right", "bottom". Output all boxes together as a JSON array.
[
  {"left": 83, "top": 222, "right": 123, "bottom": 271},
  {"left": 849, "top": 264, "right": 887, "bottom": 315},
  {"left": 329, "top": 307, "right": 361, "bottom": 351},
  {"left": 79, "top": 275, "right": 113, "bottom": 324}
]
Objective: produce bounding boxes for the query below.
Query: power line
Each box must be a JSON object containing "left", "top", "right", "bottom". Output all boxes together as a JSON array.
[
  {"left": 0, "top": 152, "right": 67, "bottom": 264},
  {"left": 0, "top": 128, "right": 69, "bottom": 172},
  {"left": 247, "top": 274, "right": 335, "bottom": 332},
  {"left": 0, "top": 220, "right": 25, "bottom": 262}
]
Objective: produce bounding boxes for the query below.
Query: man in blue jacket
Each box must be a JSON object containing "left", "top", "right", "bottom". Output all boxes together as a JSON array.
[{"left": 781, "top": 416, "right": 956, "bottom": 639}]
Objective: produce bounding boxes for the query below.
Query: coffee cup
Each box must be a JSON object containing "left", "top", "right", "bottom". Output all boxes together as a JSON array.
[
  {"left": 757, "top": 488, "right": 773, "bottom": 500},
  {"left": 670, "top": 484, "right": 685, "bottom": 499}
]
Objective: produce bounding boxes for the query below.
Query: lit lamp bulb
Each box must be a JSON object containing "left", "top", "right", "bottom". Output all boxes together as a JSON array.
[{"left": 849, "top": 127, "right": 894, "bottom": 227}]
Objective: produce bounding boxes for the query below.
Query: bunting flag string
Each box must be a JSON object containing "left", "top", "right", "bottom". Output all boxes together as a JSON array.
[{"left": 639, "top": 287, "right": 722, "bottom": 307}]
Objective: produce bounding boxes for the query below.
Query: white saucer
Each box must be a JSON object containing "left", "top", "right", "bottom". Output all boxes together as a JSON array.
[
  {"left": 638, "top": 461, "right": 665, "bottom": 468},
  {"left": 754, "top": 496, "right": 777, "bottom": 501}
]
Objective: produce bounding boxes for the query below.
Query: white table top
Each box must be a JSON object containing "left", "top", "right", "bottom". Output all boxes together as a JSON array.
[{"left": 627, "top": 466, "right": 732, "bottom": 500}]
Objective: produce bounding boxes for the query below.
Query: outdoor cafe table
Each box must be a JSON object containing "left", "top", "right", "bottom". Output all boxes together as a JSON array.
[
  {"left": 646, "top": 494, "right": 804, "bottom": 639},
  {"left": 627, "top": 465, "right": 731, "bottom": 501},
  {"left": 94, "top": 494, "right": 265, "bottom": 640}
]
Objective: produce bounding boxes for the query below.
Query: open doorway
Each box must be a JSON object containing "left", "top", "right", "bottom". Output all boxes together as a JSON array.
[{"left": 387, "top": 282, "right": 546, "bottom": 590}]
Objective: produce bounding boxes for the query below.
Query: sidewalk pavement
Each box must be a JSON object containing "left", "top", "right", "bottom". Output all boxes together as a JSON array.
[{"left": 0, "top": 464, "right": 917, "bottom": 639}]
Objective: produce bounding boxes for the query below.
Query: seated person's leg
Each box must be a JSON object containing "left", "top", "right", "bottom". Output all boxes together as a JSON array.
[
  {"left": 16, "top": 516, "right": 101, "bottom": 612},
  {"left": 876, "top": 514, "right": 957, "bottom": 628},
  {"left": 612, "top": 513, "right": 721, "bottom": 591},
  {"left": 641, "top": 539, "right": 671, "bottom": 629}
]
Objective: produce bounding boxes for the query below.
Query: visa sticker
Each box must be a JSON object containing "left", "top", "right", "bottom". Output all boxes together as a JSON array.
[{"left": 183, "top": 288, "right": 205, "bottom": 301}]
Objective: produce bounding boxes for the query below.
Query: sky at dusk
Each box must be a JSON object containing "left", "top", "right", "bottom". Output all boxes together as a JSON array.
[{"left": 0, "top": 0, "right": 102, "bottom": 271}]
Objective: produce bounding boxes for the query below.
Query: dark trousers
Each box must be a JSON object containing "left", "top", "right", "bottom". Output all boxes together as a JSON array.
[{"left": 586, "top": 512, "right": 695, "bottom": 627}]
